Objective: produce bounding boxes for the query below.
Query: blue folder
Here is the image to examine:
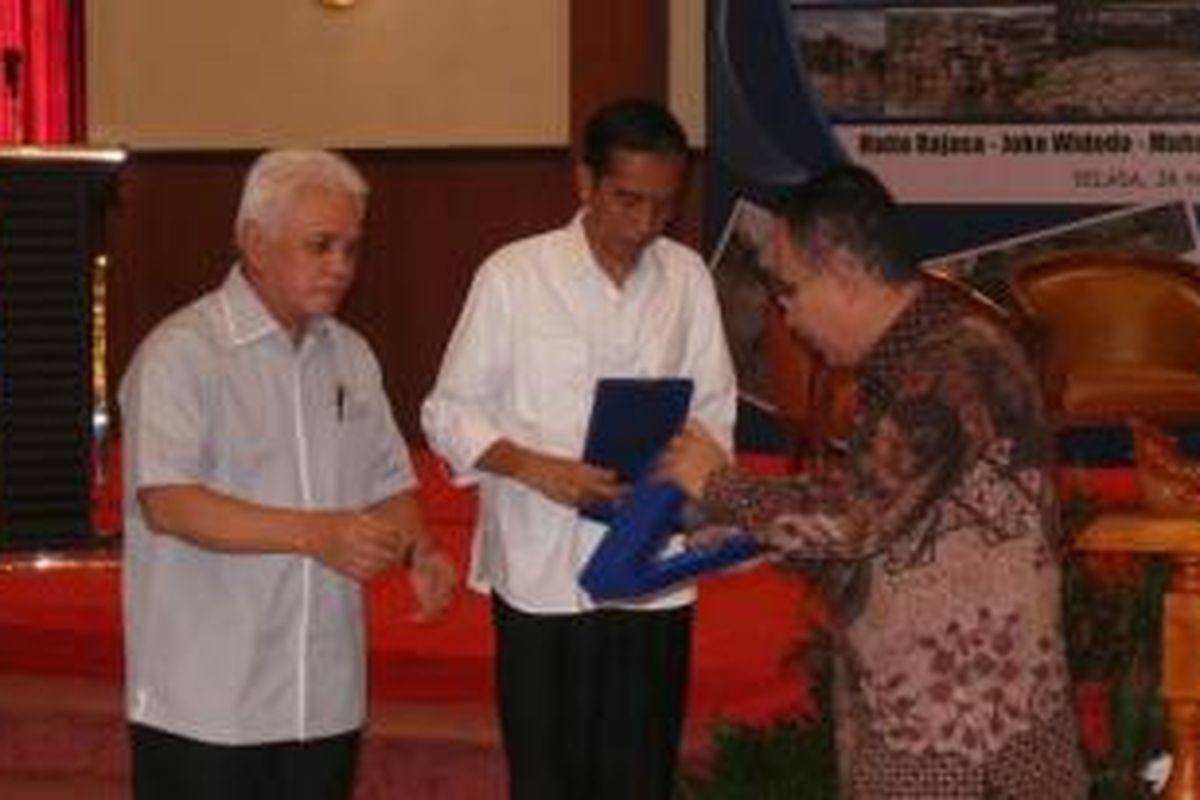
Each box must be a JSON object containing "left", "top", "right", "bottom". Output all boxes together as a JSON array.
[
  {"left": 579, "top": 377, "right": 694, "bottom": 522},
  {"left": 579, "top": 480, "right": 761, "bottom": 602}
]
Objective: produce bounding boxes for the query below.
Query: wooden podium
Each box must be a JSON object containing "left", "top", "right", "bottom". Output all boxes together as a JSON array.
[
  {"left": 1077, "top": 514, "right": 1200, "bottom": 800},
  {"left": 0, "top": 146, "right": 124, "bottom": 554}
]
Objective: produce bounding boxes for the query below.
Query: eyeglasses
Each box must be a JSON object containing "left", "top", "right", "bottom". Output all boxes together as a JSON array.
[{"left": 745, "top": 261, "right": 800, "bottom": 311}]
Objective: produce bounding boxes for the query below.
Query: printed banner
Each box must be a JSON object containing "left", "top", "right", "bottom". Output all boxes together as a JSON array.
[
  {"left": 791, "top": 0, "right": 1200, "bottom": 205},
  {"left": 708, "top": 0, "right": 1200, "bottom": 446},
  {"left": 708, "top": 0, "right": 1200, "bottom": 248},
  {"left": 838, "top": 123, "right": 1200, "bottom": 204}
]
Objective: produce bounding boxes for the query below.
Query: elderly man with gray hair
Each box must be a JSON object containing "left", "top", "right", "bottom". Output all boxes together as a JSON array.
[{"left": 120, "top": 148, "right": 456, "bottom": 800}]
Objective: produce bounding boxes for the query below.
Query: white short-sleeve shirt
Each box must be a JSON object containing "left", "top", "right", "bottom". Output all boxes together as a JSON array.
[
  {"left": 422, "top": 213, "right": 737, "bottom": 613},
  {"left": 120, "top": 266, "right": 415, "bottom": 745}
]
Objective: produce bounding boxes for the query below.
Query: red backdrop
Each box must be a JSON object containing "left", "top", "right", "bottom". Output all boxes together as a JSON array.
[{"left": 0, "top": 0, "right": 83, "bottom": 144}]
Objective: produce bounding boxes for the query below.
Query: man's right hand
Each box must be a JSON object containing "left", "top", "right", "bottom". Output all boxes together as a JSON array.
[
  {"left": 138, "top": 484, "right": 413, "bottom": 581},
  {"left": 302, "top": 511, "right": 408, "bottom": 581}
]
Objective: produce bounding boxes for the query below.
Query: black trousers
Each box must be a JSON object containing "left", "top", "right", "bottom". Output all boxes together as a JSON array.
[
  {"left": 130, "top": 723, "right": 360, "bottom": 800},
  {"left": 492, "top": 594, "right": 693, "bottom": 800}
]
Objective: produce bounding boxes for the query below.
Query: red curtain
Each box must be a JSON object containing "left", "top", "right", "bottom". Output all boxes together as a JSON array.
[{"left": 0, "top": 0, "right": 83, "bottom": 144}]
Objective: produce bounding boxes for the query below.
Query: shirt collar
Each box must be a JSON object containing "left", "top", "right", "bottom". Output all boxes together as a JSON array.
[
  {"left": 564, "top": 210, "right": 659, "bottom": 292},
  {"left": 857, "top": 278, "right": 957, "bottom": 410},
  {"left": 217, "top": 264, "right": 333, "bottom": 349}
]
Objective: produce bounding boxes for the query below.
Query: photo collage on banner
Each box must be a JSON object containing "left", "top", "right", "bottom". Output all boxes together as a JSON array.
[{"left": 708, "top": 0, "right": 1200, "bottom": 432}]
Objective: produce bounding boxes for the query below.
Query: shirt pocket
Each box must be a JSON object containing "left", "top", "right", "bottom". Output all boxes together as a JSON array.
[
  {"left": 212, "top": 370, "right": 282, "bottom": 489},
  {"left": 333, "top": 386, "right": 389, "bottom": 505},
  {"left": 515, "top": 335, "right": 590, "bottom": 446}
]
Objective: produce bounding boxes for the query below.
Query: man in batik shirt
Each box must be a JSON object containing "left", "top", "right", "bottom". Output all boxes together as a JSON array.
[{"left": 664, "top": 165, "right": 1086, "bottom": 799}]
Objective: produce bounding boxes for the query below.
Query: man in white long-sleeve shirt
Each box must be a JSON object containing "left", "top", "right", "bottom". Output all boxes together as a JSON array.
[{"left": 422, "top": 99, "right": 737, "bottom": 800}]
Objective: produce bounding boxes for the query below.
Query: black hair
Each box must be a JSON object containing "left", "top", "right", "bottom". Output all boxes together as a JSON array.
[
  {"left": 582, "top": 98, "right": 689, "bottom": 176},
  {"left": 776, "top": 163, "right": 917, "bottom": 282}
]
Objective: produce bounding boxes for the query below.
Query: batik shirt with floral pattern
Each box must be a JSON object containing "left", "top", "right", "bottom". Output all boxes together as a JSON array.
[{"left": 702, "top": 282, "right": 1084, "bottom": 792}]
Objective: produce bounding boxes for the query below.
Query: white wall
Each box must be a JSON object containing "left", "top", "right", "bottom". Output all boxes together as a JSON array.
[{"left": 87, "top": 0, "right": 569, "bottom": 148}]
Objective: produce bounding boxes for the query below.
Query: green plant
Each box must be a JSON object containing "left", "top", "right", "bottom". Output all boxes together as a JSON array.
[
  {"left": 1060, "top": 488, "right": 1168, "bottom": 799},
  {"left": 679, "top": 591, "right": 837, "bottom": 799},
  {"left": 677, "top": 712, "right": 837, "bottom": 800}
]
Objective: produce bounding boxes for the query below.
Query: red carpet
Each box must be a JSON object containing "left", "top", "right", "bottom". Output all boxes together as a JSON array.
[
  {"left": 0, "top": 451, "right": 818, "bottom": 728},
  {"left": 1, "top": 453, "right": 1143, "bottom": 798}
]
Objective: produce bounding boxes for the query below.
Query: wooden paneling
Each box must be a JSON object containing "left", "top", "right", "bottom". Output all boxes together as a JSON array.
[
  {"left": 105, "top": 150, "right": 577, "bottom": 442},
  {"left": 106, "top": 153, "right": 252, "bottom": 375},
  {"left": 104, "top": 147, "right": 706, "bottom": 443},
  {"left": 570, "top": 0, "right": 670, "bottom": 148},
  {"left": 347, "top": 150, "right": 577, "bottom": 440}
]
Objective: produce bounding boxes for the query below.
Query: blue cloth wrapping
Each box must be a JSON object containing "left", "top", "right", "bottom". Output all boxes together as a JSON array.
[{"left": 579, "top": 480, "right": 761, "bottom": 602}]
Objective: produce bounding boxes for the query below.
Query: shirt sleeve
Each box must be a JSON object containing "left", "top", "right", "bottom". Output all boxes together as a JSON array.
[
  {"left": 420, "top": 254, "right": 512, "bottom": 483},
  {"left": 354, "top": 338, "right": 418, "bottom": 501},
  {"left": 119, "top": 325, "right": 213, "bottom": 492},
  {"left": 700, "top": 349, "right": 972, "bottom": 564},
  {"left": 684, "top": 262, "right": 738, "bottom": 453}
]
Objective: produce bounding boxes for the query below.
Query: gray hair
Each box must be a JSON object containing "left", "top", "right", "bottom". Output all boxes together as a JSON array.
[
  {"left": 776, "top": 163, "right": 916, "bottom": 283},
  {"left": 235, "top": 149, "right": 368, "bottom": 236}
]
